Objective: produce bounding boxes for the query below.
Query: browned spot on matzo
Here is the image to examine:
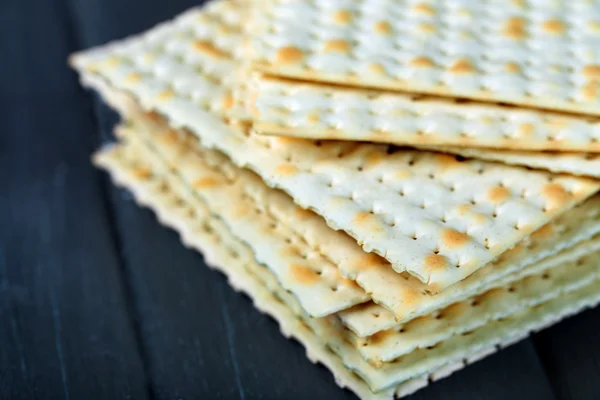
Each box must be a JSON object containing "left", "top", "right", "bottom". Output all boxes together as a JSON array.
[
  {"left": 133, "top": 167, "right": 152, "bottom": 179},
  {"left": 193, "top": 40, "right": 229, "bottom": 59},
  {"left": 542, "top": 19, "right": 566, "bottom": 34},
  {"left": 374, "top": 21, "right": 392, "bottom": 35},
  {"left": 503, "top": 17, "right": 526, "bottom": 40},
  {"left": 504, "top": 62, "right": 521, "bottom": 74},
  {"left": 275, "top": 164, "right": 299, "bottom": 176},
  {"left": 542, "top": 183, "right": 571, "bottom": 210},
  {"left": 583, "top": 65, "right": 600, "bottom": 80},
  {"left": 367, "top": 63, "right": 386, "bottom": 75},
  {"left": 290, "top": 264, "right": 319, "bottom": 284},
  {"left": 364, "top": 151, "right": 385, "bottom": 169},
  {"left": 323, "top": 39, "right": 351, "bottom": 53},
  {"left": 274, "top": 46, "right": 304, "bottom": 65},
  {"left": 412, "top": 3, "right": 436, "bottom": 15},
  {"left": 192, "top": 177, "right": 220, "bottom": 188},
  {"left": 410, "top": 56, "right": 436, "bottom": 69},
  {"left": 424, "top": 254, "right": 448, "bottom": 271},
  {"left": 332, "top": 9, "right": 352, "bottom": 24},
  {"left": 449, "top": 58, "right": 476, "bottom": 74},
  {"left": 222, "top": 93, "right": 234, "bottom": 110},
  {"left": 488, "top": 186, "right": 511, "bottom": 204},
  {"left": 441, "top": 228, "right": 470, "bottom": 249},
  {"left": 530, "top": 223, "right": 554, "bottom": 240}
]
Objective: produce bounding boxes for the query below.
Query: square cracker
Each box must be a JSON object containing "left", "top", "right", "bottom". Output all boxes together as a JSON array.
[
  {"left": 248, "top": 76, "right": 600, "bottom": 153},
  {"left": 248, "top": 0, "right": 600, "bottom": 118},
  {"left": 93, "top": 144, "right": 392, "bottom": 399},
  {"left": 417, "top": 144, "right": 600, "bottom": 178},
  {"left": 109, "top": 131, "right": 600, "bottom": 369},
  {"left": 118, "top": 125, "right": 370, "bottom": 318},
  {"left": 118, "top": 118, "right": 600, "bottom": 368},
  {"left": 340, "top": 226, "right": 600, "bottom": 337},
  {"left": 70, "top": 1, "right": 600, "bottom": 292},
  {"left": 96, "top": 141, "right": 600, "bottom": 397},
  {"left": 345, "top": 245, "right": 600, "bottom": 365},
  {"left": 247, "top": 75, "right": 600, "bottom": 175},
  {"left": 128, "top": 108, "right": 600, "bottom": 332}
]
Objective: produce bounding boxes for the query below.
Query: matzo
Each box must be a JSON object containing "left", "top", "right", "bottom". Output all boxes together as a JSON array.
[
  {"left": 418, "top": 144, "right": 600, "bottom": 178},
  {"left": 124, "top": 111, "right": 600, "bottom": 346},
  {"left": 93, "top": 143, "right": 476, "bottom": 400},
  {"left": 132, "top": 109, "right": 600, "bottom": 329},
  {"left": 248, "top": 77, "right": 600, "bottom": 177},
  {"left": 124, "top": 126, "right": 600, "bottom": 365},
  {"left": 347, "top": 249, "right": 600, "bottom": 365},
  {"left": 74, "top": 3, "right": 247, "bottom": 119},
  {"left": 71, "top": 2, "right": 600, "bottom": 291},
  {"left": 249, "top": 0, "right": 600, "bottom": 118},
  {"left": 93, "top": 144, "right": 393, "bottom": 400},
  {"left": 118, "top": 124, "right": 370, "bottom": 318},
  {"left": 319, "top": 277, "right": 600, "bottom": 393},
  {"left": 96, "top": 142, "right": 600, "bottom": 397},
  {"left": 248, "top": 76, "right": 600, "bottom": 152},
  {"left": 340, "top": 230, "right": 600, "bottom": 337}
]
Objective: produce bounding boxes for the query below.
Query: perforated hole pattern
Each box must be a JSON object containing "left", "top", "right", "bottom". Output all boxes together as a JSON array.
[
  {"left": 73, "top": 0, "right": 600, "bottom": 292},
  {"left": 251, "top": 0, "right": 600, "bottom": 116}
]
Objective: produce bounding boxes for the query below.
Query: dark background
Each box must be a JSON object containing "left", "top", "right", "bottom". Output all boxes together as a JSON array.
[{"left": 2, "top": 0, "right": 600, "bottom": 398}]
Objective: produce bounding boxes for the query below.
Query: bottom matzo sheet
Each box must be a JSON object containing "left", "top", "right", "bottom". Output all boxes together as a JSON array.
[{"left": 94, "top": 138, "right": 600, "bottom": 399}]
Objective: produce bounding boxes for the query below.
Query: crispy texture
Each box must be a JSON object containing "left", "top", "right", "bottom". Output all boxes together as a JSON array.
[
  {"left": 340, "top": 227, "right": 600, "bottom": 336},
  {"left": 132, "top": 109, "right": 600, "bottom": 333},
  {"left": 93, "top": 144, "right": 394, "bottom": 400},
  {"left": 119, "top": 125, "right": 370, "bottom": 318},
  {"left": 122, "top": 120, "right": 600, "bottom": 369},
  {"left": 71, "top": 1, "right": 600, "bottom": 291},
  {"left": 70, "top": 4, "right": 247, "bottom": 119},
  {"left": 96, "top": 141, "right": 600, "bottom": 396},
  {"left": 348, "top": 247, "right": 600, "bottom": 365},
  {"left": 417, "top": 144, "right": 600, "bottom": 178},
  {"left": 248, "top": 76, "right": 600, "bottom": 153},
  {"left": 248, "top": 0, "right": 600, "bottom": 118},
  {"left": 74, "top": 72, "right": 597, "bottom": 294}
]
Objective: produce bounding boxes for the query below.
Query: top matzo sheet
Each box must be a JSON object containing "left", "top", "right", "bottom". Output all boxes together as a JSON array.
[
  {"left": 70, "top": 0, "right": 600, "bottom": 291},
  {"left": 248, "top": 0, "right": 600, "bottom": 116}
]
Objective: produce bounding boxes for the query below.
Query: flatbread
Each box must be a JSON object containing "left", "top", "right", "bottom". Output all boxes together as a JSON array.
[
  {"left": 93, "top": 144, "right": 393, "bottom": 399},
  {"left": 347, "top": 247, "right": 600, "bottom": 365},
  {"left": 71, "top": 15, "right": 600, "bottom": 292},
  {"left": 417, "top": 144, "right": 600, "bottom": 178},
  {"left": 248, "top": 75, "right": 600, "bottom": 153},
  {"left": 95, "top": 140, "right": 600, "bottom": 397},
  {"left": 119, "top": 126, "right": 370, "bottom": 317},
  {"left": 120, "top": 119, "right": 600, "bottom": 369},
  {"left": 127, "top": 108, "right": 600, "bottom": 333},
  {"left": 339, "top": 227, "right": 600, "bottom": 337},
  {"left": 248, "top": 0, "right": 600, "bottom": 118}
]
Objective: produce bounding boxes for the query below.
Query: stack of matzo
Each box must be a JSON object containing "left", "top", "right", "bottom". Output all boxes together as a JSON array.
[{"left": 70, "top": 1, "right": 600, "bottom": 398}]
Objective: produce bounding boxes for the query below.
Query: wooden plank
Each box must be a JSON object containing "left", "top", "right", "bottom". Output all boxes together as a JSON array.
[
  {"left": 67, "top": 0, "right": 205, "bottom": 48},
  {"left": 71, "top": 0, "right": 561, "bottom": 398},
  {"left": 410, "top": 341, "right": 555, "bottom": 400},
  {"left": 533, "top": 308, "right": 600, "bottom": 400},
  {"left": 0, "top": 0, "right": 148, "bottom": 398}
]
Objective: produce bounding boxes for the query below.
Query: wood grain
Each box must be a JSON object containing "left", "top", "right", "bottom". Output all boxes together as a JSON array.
[{"left": 0, "top": 0, "right": 147, "bottom": 398}]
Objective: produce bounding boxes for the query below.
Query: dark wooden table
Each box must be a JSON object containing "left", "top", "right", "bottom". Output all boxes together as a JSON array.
[{"left": 2, "top": 0, "right": 600, "bottom": 398}]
